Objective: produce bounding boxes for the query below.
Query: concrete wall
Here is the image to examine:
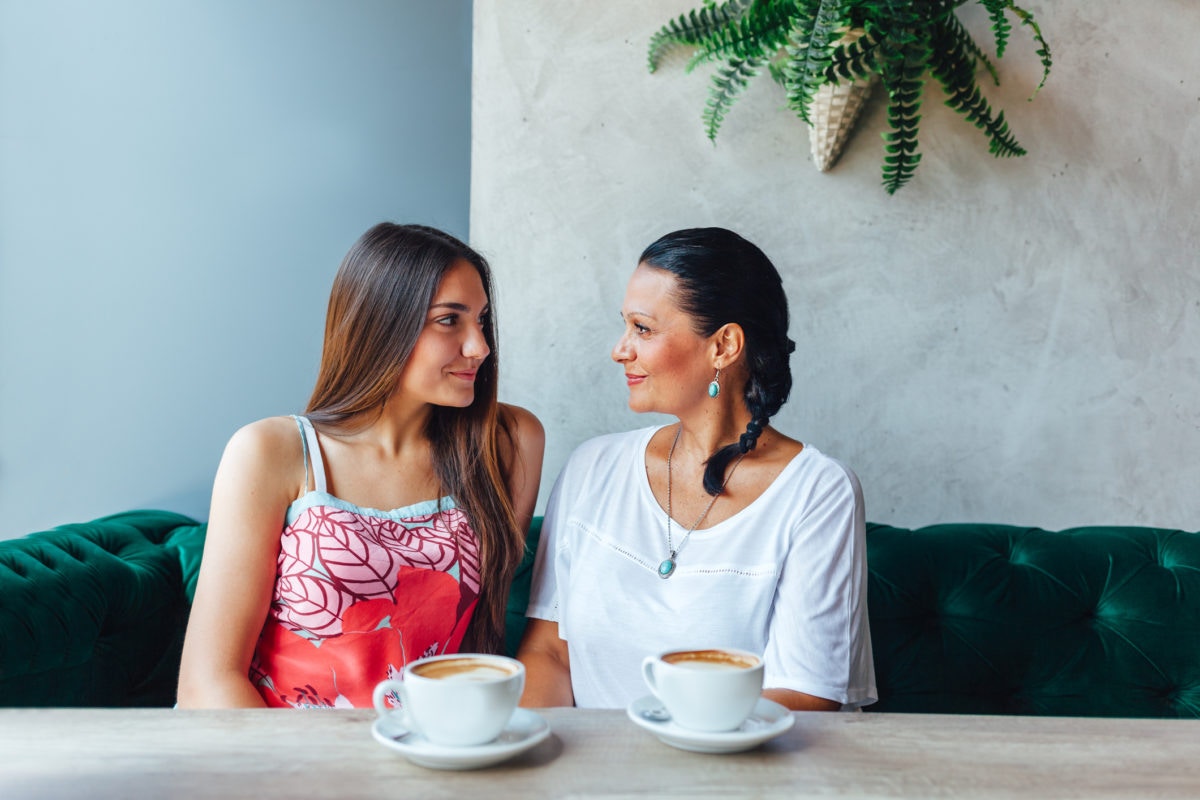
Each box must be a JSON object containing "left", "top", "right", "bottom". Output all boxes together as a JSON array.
[
  {"left": 473, "top": 1, "right": 1199, "bottom": 529},
  {"left": 0, "top": 0, "right": 472, "bottom": 538}
]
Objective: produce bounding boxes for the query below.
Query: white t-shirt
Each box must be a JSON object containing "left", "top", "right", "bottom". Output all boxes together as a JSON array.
[{"left": 526, "top": 425, "right": 877, "bottom": 710}]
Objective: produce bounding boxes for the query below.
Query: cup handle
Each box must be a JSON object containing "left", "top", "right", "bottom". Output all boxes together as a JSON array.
[
  {"left": 641, "top": 657, "right": 660, "bottom": 698},
  {"left": 372, "top": 679, "right": 415, "bottom": 733}
]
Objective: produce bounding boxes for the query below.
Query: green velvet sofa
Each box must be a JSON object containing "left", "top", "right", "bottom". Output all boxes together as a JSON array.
[{"left": 2, "top": 510, "right": 1198, "bottom": 716}]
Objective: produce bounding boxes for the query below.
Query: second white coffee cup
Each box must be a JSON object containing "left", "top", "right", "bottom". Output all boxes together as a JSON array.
[
  {"left": 372, "top": 653, "right": 524, "bottom": 747},
  {"left": 642, "top": 647, "right": 764, "bottom": 732}
]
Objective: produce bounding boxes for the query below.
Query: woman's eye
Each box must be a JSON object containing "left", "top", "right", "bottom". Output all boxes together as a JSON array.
[
  {"left": 619, "top": 313, "right": 651, "bottom": 336},
  {"left": 435, "top": 315, "right": 457, "bottom": 327}
]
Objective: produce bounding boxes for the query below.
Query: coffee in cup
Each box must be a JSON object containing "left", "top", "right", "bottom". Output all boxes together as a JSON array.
[
  {"left": 409, "top": 657, "right": 519, "bottom": 682},
  {"left": 373, "top": 653, "right": 524, "bottom": 747},
  {"left": 642, "top": 647, "right": 764, "bottom": 732}
]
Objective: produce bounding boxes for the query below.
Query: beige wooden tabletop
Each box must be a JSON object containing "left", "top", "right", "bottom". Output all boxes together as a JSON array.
[{"left": 1, "top": 708, "right": 1197, "bottom": 799}]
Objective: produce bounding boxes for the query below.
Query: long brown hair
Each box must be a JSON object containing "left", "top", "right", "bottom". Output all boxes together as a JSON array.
[{"left": 305, "top": 222, "right": 523, "bottom": 654}]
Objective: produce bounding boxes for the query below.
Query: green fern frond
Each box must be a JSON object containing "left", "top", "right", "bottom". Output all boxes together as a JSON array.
[
  {"left": 767, "top": 50, "right": 792, "bottom": 85},
  {"left": 703, "top": 57, "right": 766, "bottom": 141},
  {"left": 929, "top": 23, "right": 1025, "bottom": 158},
  {"left": 983, "top": 111, "right": 1024, "bottom": 157},
  {"left": 861, "top": 6, "right": 923, "bottom": 56},
  {"left": 782, "top": 1, "right": 841, "bottom": 125},
  {"left": 648, "top": 0, "right": 752, "bottom": 73},
  {"left": 945, "top": 84, "right": 1027, "bottom": 157},
  {"left": 876, "top": 32, "right": 930, "bottom": 194},
  {"left": 1005, "top": 1, "right": 1052, "bottom": 95},
  {"left": 684, "top": 0, "right": 803, "bottom": 73},
  {"left": 826, "top": 29, "right": 879, "bottom": 82},
  {"left": 933, "top": 14, "right": 993, "bottom": 90},
  {"left": 978, "top": 0, "right": 1013, "bottom": 57},
  {"left": 941, "top": 10, "right": 999, "bottom": 85},
  {"left": 971, "top": 0, "right": 1051, "bottom": 94}
]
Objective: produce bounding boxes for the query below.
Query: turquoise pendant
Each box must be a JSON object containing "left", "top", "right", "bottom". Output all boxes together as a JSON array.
[{"left": 658, "top": 557, "right": 676, "bottom": 579}]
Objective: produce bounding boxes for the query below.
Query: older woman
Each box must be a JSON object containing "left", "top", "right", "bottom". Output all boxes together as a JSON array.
[{"left": 517, "top": 227, "right": 875, "bottom": 712}]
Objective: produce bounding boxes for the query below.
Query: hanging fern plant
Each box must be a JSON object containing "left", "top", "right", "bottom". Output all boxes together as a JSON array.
[{"left": 648, "top": 0, "right": 1052, "bottom": 194}]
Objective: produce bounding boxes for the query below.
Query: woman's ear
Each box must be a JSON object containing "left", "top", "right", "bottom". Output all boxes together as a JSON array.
[{"left": 710, "top": 323, "right": 745, "bottom": 369}]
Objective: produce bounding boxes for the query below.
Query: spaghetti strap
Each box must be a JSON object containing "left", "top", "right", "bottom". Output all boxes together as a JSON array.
[
  {"left": 292, "top": 415, "right": 327, "bottom": 494},
  {"left": 292, "top": 416, "right": 310, "bottom": 493}
]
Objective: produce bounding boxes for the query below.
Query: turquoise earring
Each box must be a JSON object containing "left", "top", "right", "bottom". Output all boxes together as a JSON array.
[{"left": 707, "top": 369, "right": 721, "bottom": 398}]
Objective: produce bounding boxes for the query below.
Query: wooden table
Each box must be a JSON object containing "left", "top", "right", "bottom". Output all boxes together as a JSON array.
[{"left": 1, "top": 708, "right": 1197, "bottom": 799}]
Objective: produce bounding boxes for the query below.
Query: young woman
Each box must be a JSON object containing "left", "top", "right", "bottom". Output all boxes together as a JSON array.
[
  {"left": 517, "top": 227, "right": 875, "bottom": 711},
  {"left": 177, "top": 223, "right": 544, "bottom": 708}
]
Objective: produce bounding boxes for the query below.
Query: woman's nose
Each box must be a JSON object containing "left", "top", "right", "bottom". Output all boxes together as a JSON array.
[
  {"left": 464, "top": 325, "right": 490, "bottom": 360},
  {"left": 611, "top": 332, "right": 632, "bottom": 363}
]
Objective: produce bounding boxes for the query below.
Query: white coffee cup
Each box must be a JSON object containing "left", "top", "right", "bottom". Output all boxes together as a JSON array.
[
  {"left": 642, "top": 647, "right": 764, "bottom": 732},
  {"left": 372, "top": 653, "right": 524, "bottom": 747}
]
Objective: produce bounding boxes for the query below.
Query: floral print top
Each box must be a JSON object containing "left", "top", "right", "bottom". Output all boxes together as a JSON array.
[{"left": 248, "top": 416, "right": 479, "bottom": 708}]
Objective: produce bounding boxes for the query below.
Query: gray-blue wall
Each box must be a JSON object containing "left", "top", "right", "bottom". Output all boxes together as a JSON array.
[{"left": 0, "top": 0, "right": 473, "bottom": 537}]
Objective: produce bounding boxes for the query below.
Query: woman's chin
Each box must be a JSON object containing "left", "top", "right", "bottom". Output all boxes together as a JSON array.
[
  {"left": 431, "top": 390, "right": 477, "bottom": 409},
  {"left": 625, "top": 399, "right": 658, "bottom": 415}
]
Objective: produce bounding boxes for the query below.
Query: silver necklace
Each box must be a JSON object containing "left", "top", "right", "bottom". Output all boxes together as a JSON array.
[{"left": 658, "top": 425, "right": 748, "bottom": 579}]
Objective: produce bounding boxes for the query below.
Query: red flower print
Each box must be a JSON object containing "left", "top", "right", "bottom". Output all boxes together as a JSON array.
[{"left": 253, "top": 567, "right": 476, "bottom": 708}]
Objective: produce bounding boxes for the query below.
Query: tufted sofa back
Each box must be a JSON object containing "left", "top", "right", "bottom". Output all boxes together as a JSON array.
[
  {"left": 867, "top": 522, "right": 1200, "bottom": 717},
  {"left": 0, "top": 511, "right": 205, "bottom": 707},
  {"left": 3, "top": 513, "right": 1199, "bottom": 714}
]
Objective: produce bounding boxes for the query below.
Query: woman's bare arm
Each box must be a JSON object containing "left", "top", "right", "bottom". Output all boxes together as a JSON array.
[
  {"left": 763, "top": 687, "right": 841, "bottom": 711},
  {"left": 516, "top": 618, "right": 575, "bottom": 707},
  {"left": 176, "top": 418, "right": 300, "bottom": 708},
  {"left": 498, "top": 403, "right": 545, "bottom": 536}
]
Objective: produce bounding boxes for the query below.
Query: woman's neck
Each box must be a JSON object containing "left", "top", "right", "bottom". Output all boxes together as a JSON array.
[
  {"left": 670, "top": 403, "right": 752, "bottom": 463},
  {"left": 328, "top": 395, "right": 433, "bottom": 457}
]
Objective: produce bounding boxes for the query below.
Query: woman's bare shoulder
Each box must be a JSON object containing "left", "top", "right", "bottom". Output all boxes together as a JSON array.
[
  {"left": 225, "top": 415, "right": 302, "bottom": 454},
  {"left": 216, "top": 416, "right": 308, "bottom": 485},
  {"left": 499, "top": 403, "right": 545, "bottom": 443},
  {"left": 498, "top": 403, "right": 546, "bottom": 473},
  {"left": 761, "top": 427, "right": 804, "bottom": 459}
]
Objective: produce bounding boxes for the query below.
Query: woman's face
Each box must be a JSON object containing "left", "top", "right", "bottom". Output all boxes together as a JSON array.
[
  {"left": 612, "top": 263, "right": 713, "bottom": 415},
  {"left": 396, "top": 259, "right": 491, "bottom": 408}
]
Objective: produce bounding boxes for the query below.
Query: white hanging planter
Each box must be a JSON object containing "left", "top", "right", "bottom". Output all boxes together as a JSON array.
[{"left": 807, "top": 30, "right": 877, "bottom": 172}]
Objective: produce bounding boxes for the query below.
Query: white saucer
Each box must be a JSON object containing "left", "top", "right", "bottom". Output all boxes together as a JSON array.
[
  {"left": 371, "top": 708, "right": 551, "bottom": 770},
  {"left": 627, "top": 695, "right": 795, "bottom": 754}
]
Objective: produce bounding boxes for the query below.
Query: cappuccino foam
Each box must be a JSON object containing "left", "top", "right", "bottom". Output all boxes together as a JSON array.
[
  {"left": 662, "top": 649, "right": 759, "bottom": 671},
  {"left": 673, "top": 660, "right": 742, "bottom": 671},
  {"left": 411, "top": 658, "right": 517, "bottom": 682}
]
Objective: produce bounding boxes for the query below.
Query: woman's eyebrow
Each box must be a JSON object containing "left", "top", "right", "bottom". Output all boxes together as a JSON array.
[{"left": 429, "top": 301, "right": 489, "bottom": 313}]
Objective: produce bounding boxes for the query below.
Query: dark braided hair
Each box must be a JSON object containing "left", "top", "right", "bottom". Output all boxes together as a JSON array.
[{"left": 639, "top": 227, "right": 796, "bottom": 496}]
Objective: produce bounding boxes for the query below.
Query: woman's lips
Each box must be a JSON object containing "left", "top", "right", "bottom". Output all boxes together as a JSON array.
[
  {"left": 450, "top": 369, "right": 478, "bottom": 382},
  {"left": 625, "top": 373, "right": 646, "bottom": 386}
]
